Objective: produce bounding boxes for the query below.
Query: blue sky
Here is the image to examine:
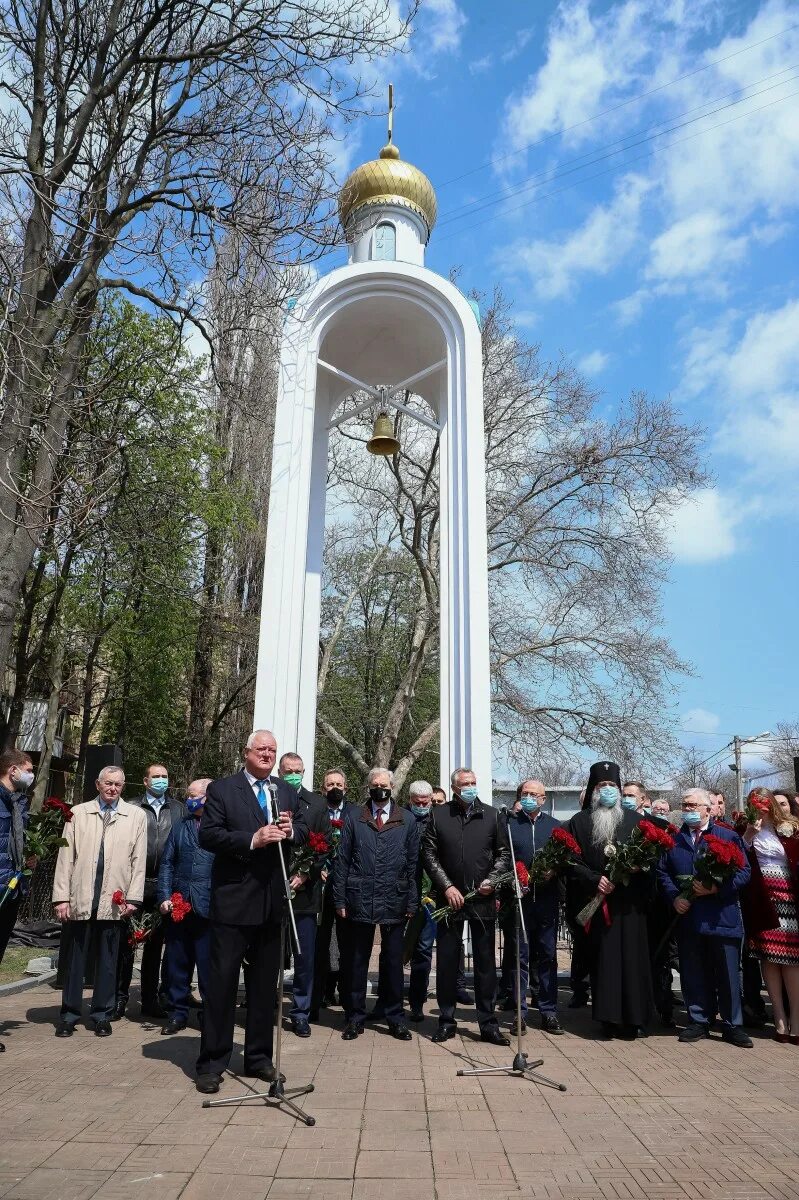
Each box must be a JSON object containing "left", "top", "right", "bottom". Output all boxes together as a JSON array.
[{"left": 320, "top": 0, "right": 799, "bottom": 778}]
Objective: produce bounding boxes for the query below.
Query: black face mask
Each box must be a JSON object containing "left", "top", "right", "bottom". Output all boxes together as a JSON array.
[
  {"left": 326, "top": 787, "right": 345, "bottom": 806},
  {"left": 369, "top": 786, "right": 392, "bottom": 806}
]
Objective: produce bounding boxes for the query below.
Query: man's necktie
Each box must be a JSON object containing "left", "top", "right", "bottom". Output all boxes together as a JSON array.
[
  {"left": 101, "top": 806, "right": 113, "bottom": 839},
  {"left": 255, "top": 781, "right": 272, "bottom": 823},
  {"left": 375, "top": 809, "right": 384, "bottom": 830}
]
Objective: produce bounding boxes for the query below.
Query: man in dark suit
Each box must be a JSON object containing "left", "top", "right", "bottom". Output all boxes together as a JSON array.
[
  {"left": 422, "top": 767, "right": 511, "bottom": 1045},
  {"left": 116, "top": 763, "right": 184, "bottom": 1019},
  {"left": 312, "top": 768, "right": 355, "bottom": 1021},
  {"left": 334, "top": 767, "right": 420, "bottom": 1041},
  {"left": 501, "top": 779, "right": 564, "bottom": 1036},
  {"left": 278, "top": 752, "right": 331, "bottom": 1038},
  {"left": 194, "top": 729, "right": 308, "bottom": 1094}
]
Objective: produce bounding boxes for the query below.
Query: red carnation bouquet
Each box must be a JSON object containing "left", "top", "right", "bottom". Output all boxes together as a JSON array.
[
  {"left": 744, "top": 789, "right": 771, "bottom": 825},
  {"left": 428, "top": 860, "right": 530, "bottom": 922},
  {"left": 577, "top": 819, "right": 675, "bottom": 929},
  {"left": 528, "top": 826, "right": 582, "bottom": 885},
  {"left": 112, "top": 889, "right": 126, "bottom": 908},
  {"left": 127, "top": 911, "right": 160, "bottom": 947},
  {"left": 674, "top": 833, "right": 746, "bottom": 903},
  {"left": 169, "top": 891, "right": 192, "bottom": 922},
  {"left": 289, "top": 830, "right": 332, "bottom": 897}
]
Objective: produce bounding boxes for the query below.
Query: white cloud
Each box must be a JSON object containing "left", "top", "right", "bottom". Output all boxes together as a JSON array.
[
  {"left": 646, "top": 211, "right": 748, "bottom": 282},
  {"left": 683, "top": 299, "right": 799, "bottom": 480},
  {"left": 682, "top": 708, "right": 721, "bottom": 734},
  {"left": 501, "top": 27, "right": 536, "bottom": 64},
  {"left": 424, "top": 0, "right": 466, "bottom": 56},
  {"left": 469, "top": 54, "right": 493, "bottom": 75},
  {"left": 577, "top": 349, "right": 610, "bottom": 375},
  {"left": 666, "top": 489, "right": 738, "bottom": 563},
  {"left": 497, "top": 173, "right": 650, "bottom": 298}
]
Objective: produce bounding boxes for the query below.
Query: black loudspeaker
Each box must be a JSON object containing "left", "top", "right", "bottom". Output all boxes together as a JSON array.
[
  {"left": 794, "top": 757, "right": 799, "bottom": 792},
  {"left": 83, "top": 743, "right": 123, "bottom": 801}
]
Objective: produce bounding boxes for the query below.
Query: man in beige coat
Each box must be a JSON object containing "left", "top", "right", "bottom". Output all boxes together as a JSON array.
[{"left": 52, "top": 766, "right": 147, "bottom": 1036}]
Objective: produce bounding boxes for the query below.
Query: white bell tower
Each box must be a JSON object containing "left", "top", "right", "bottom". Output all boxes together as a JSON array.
[{"left": 253, "top": 91, "right": 494, "bottom": 800}]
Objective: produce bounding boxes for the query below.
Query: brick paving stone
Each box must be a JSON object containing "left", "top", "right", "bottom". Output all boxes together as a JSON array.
[
  {"left": 275, "top": 1149, "right": 358, "bottom": 1179},
  {"left": 197, "top": 1144, "right": 284, "bottom": 1177},
  {"left": 92, "top": 1170, "right": 192, "bottom": 1199},
  {"left": 40, "top": 1143, "right": 133, "bottom": 1173},
  {"left": 0, "top": 1142, "right": 68, "bottom": 1171},
  {"left": 3, "top": 1167, "right": 111, "bottom": 1200},
  {"left": 354, "top": 1150, "right": 434, "bottom": 1178},
  {"left": 267, "top": 1183, "right": 353, "bottom": 1200},
  {"left": 181, "top": 1175, "right": 272, "bottom": 1200}
]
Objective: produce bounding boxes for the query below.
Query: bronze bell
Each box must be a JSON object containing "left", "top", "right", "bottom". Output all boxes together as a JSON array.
[{"left": 366, "top": 411, "right": 400, "bottom": 456}]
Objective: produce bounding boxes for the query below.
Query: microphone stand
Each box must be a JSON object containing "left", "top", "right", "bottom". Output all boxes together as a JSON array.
[
  {"left": 456, "top": 809, "right": 566, "bottom": 1092},
  {"left": 203, "top": 782, "right": 315, "bottom": 1125}
]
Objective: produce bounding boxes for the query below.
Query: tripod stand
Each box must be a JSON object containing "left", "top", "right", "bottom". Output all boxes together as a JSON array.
[
  {"left": 457, "top": 811, "right": 566, "bottom": 1092},
  {"left": 203, "top": 785, "right": 316, "bottom": 1125}
]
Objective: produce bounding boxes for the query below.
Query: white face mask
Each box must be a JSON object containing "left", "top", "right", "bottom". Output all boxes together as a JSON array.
[{"left": 14, "top": 769, "right": 34, "bottom": 790}]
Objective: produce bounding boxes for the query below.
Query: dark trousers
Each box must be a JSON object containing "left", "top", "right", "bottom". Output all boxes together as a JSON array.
[
  {"left": 289, "top": 913, "right": 318, "bottom": 1021},
  {"left": 163, "top": 912, "right": 211, "bottom": 1023},
  {"left": 408, "top": 917, "right": 435, "bottom": 1012},
  {"left": 117, "top": 904, "right": 166, "bottom": 1008},
  {"left": 567, "top": 918, "right": 591, "bottom": 998},
  {"left": 313, "top": 898, "right": 353, "bottom": 1019},
  {"left": 349, "top": 921, "right": 404, "bottom": 1026},
  {"left": 742, "top": 950, "right": 766, "bottom": 1015},
  {"left": 516, "top": 902, "right": 559, "bottom": 1016},
  {"left": 437, "top": 916, "right": 497, "bottom": 1030},
  {"left": 0, "top": 890, "right": 20, "bottom": 965},
  {"left": 61, "top": 918, "right": 121, "bottom": 1026},
  {"left": 677, "top": 930, "right": 743, "bottom": 1029},
  {"left": 499, "top": 910, "right": 541, "bottom": 1002},
  {"left": 197, "top": 919, "right": 282, "bottom": 1075}
]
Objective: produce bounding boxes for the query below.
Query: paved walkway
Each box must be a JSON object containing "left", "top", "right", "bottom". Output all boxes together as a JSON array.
[{"left": 2, "top": 978, "right": 799, "bottom": 1200}]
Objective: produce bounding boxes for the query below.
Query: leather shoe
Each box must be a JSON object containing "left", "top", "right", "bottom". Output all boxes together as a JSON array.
[
  {"left": 93, "top": 1020, "right": 113, "bottom": 1037},
  {"left": 161, "top": 1019, "right": 187, "bottom": 1035},
  {"left": 0, "top": 1040, "right": 4, "bottom": 1051},
  {"left": 55, "top": 1021, "right": 74, "bottom": 1037},
  {"left": 387, "top": 1022, "right": 412, "bottom": 1041},
  {"left": 722, "top": 1026, "right": 753, "bottom": 1048},
  {"left": 245, "top": 1065, "right": 286, "bottom": 1083},
  {"left": 480, "top": 1027, "right": 510, "bottom": 1046},
  {"left": 509, "top": 1017, "right": 527, "bottom": 1036},
  {"left": 291, "top": 1018, "right": 312, "bottom": 1038},
  {"left": 196, "top": 1073, "right": 222, "bottom": 1094},
  {"left": 678, "top": 1022, "right": 710, "bottom": 1042},
  {"left": 568, "top": 992, "right": 589, "bottom": 1009},
  {"left": 111, "top": 1001, "right": 127, "bottom": 1022},
  {"left": 540, "top": 1015, "right": 564, "bottom": 1035},
  {"left": 408, "top": 1009, "right": 424, "bottom": 1023},
  {"left": 431, "top": 1024, "right": 457, "bottom": 1043},
  {"left": 456, "top": 988, "right": 473, "bottom": 1004},
  {"left": 342, "top": 1022, "right": 363, "bottom": 1040}
]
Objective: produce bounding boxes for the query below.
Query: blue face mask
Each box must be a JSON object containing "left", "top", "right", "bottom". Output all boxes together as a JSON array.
[
  {"left": 683, "top": 810, "right": 702, "bottom": 828},
  {"left": 410, "top": 803, "right": 430, "bottom": 818},
  {"left": 186, "top": 797, "right": 204, "bottom": 816},
  {"left": 642, "top": 806, "right": 652, "bottom": 815},
  {"left": 520, "top": 796, "right": 539, "bottom": 814},
  {"left": 598, "top": 786, "right": 619, "bottom": 808},
  {"left": 459, "top": 787, "right": 478, "bottom": 805},
  {"left": 621, "top": 797, "right": 638, "bottom": 811},
  {"left": 149, "top": 777, "right": 169, "bottom": 795}
]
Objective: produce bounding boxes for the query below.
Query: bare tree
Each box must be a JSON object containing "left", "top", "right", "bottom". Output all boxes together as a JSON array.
[
  {"left": 0, "top": 0, "right": 417, "bottom": 681},
  {"left": 317, "top": 287, "right": 708, "bottom": 786}
]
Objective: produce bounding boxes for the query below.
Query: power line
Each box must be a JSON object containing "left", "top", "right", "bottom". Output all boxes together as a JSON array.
[
  {"left": 437, "top": 64, "right": 799, "bottom": 227},
  {"left": 436, "top": 66, "right": 796, "bottom": 230},
  {"left": 437, "top": 20, "right": 799, "bottom": 189},
  {"left": 434, "top": 84, "right": 799, "bottom": 245}
]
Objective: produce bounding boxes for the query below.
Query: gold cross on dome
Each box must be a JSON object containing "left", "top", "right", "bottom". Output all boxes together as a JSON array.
[{"left": 388, "top": 83, "right": 394, "bottom": 144}]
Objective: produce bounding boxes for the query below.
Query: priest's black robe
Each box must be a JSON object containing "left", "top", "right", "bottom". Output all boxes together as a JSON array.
[{"left": 566, "top": 807, "right": 654, "bottom": 1029}]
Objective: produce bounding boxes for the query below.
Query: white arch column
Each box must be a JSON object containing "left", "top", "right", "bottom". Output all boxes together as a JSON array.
[{"left": 253, "top": 262, "right": 493, "bottom": 801}]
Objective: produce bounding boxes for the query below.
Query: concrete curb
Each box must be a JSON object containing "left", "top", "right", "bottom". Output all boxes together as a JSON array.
[{"left": 0, "top": 969, "right": 57, "bottom": 997}]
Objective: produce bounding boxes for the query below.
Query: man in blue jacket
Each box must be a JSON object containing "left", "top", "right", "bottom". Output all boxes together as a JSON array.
[
  {"left": 157, "top": 777, "right": 215, "bottom": 1035},
  {"left": 657, "top": 787, "right": 752, "bottom": 1047},
  {"left": 502, "top": 780, "right": 564, "bottom": 1036},
  {"left": 334, "top": 767, "right": 420, "bottom": 1041},
  {"left": 0, "top": 749, "right": 34, "bottom": 1052}
]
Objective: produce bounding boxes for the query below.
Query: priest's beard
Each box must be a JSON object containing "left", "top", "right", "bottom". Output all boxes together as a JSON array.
[{"left": 590, "top": 796, "right": 623, "bottom": 849}]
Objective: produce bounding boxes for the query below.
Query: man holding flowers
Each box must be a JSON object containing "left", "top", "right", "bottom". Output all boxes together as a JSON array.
[
  {"left": 566, "top": 761, "right": 655, "bottom": 1039},
  {"left": 657, "top": 788, "right": 752, "bottom": 1047}
]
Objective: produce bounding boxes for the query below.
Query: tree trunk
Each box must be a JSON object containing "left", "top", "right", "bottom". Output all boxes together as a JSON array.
[{"left": 31, "top": 641, "right": 65, "bottom": 813}]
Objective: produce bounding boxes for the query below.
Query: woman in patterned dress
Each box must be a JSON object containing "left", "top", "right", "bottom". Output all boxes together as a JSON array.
[{"left": 741, "top": 787, "right": 799, "bottom": 1042}]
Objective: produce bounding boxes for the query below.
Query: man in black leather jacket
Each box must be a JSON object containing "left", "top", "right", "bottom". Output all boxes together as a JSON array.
[
  {"left": 422, "top": 768, "right": 511, "bottom": 1046},
  {"left": 116, "top": 763, "right": 184, "bottom": 1019}
]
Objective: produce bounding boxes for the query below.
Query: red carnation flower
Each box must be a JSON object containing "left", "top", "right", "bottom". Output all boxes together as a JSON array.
[
  {"left": 112, "top": 889, "right": 125, "bottom": 906},
  {"left": 308, "top": 831, "right": 331, "bottom": 855},
  {"left": 639, "top": 819, "right": 676, "bottom": 850},
  {"left": 330, "top": 819, "right": 344, "bottom": 830},
  {"left": 515, "top": 861, "right": 530, "bottom": 889},
  {"left": 551, "top": 828, "right": 582, "bottom": 856}
]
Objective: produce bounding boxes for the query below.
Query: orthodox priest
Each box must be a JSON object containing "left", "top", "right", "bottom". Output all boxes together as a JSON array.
[{"left": 566, "top": 760, "right": 653, "bottom": 1039}]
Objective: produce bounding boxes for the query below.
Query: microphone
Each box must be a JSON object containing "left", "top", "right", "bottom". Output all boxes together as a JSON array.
[{"left": 267, "top": 781, "right": 279, "bottom": 824}]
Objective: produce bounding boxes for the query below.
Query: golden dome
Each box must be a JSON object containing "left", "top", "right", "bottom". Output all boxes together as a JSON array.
[{"left": 338, "top": 142, "right": 437, "bottom": 236}]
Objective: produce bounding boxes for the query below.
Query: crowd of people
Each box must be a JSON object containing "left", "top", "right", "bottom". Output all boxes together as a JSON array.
[{"left": 1, "top": 739, "right": 798, "bottom": 1090}]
